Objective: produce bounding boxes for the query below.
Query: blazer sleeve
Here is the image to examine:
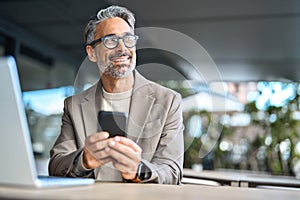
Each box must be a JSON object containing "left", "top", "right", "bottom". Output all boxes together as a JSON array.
[
  {"left": 48, "top": 97, "right": 93, "bottom": 178},
  {"left": 142, "top": 92, "right": 184, "bottom": 185}
]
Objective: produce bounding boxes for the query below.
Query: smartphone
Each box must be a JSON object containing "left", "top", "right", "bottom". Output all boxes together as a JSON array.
[{"left": 98, "top": 111, "right": 127, "bottom": 138}]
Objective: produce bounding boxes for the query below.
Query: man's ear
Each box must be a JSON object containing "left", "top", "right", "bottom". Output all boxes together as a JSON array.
[{"left": 86, "top": 45, "right": 97, "bottom": 62}]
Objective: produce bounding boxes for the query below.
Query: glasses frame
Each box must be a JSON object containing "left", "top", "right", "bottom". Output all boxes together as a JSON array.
[{"left": 87, "top": 34, "right": 139, "bottom": 49}]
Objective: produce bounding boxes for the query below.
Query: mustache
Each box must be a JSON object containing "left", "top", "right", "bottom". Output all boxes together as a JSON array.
[{"left": 109, "top": 52, "right": 132, "bottom": 60}]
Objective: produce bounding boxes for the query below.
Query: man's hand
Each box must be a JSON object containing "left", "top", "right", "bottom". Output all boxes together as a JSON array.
[
  {"left": 83, "top": 131, "right": 113, "bottom": 169},
  {"left": 106, "top": 136, "right": 142, "bottom": 180}
]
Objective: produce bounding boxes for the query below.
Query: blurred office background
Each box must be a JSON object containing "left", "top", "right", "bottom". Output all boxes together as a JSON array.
[{"left": 0, "top": 0, "right": 300, "bottom": 178}]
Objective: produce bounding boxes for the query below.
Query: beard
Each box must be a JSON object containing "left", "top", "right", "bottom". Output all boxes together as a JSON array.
[
  {"left": 98, "top": 52, "right": 136, "bottom": 79},
  {"left": 104, "top": 60, "right": 135, "bottom": 78}
]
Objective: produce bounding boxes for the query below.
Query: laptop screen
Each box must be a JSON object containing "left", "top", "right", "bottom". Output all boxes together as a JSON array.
[{"left": 0, "top": 56, "right": 38, "bottom": 186}]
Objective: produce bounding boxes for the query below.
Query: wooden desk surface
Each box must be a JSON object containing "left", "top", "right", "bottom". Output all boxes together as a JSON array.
[{"left": 0, "top": 182, "right": 300, "bottom": 200}]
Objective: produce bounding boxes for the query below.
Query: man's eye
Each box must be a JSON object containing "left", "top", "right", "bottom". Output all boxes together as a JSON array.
[
  {"left": 125, "top": 36, "right": 133, "bottom": 41},
  {"left": 105, "top": 37, "right": 116, "bottom": 43},
  {"left": 109, "top": 38, "right": 118, "bottom": 42}
]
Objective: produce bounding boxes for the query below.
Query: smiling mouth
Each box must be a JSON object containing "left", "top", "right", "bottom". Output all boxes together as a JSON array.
[{"left": 111, "top": 56, "right": 130, "bottom": 64}]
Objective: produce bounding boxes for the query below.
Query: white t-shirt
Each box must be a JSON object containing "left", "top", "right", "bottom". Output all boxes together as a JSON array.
[{"left": 100, "top": 87, "right": 133, "bottom": 114}]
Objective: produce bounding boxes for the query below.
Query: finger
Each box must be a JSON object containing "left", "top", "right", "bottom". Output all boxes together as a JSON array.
[
  {"left": 108, "top": 140, "right": 141, "bottom": 163},
  {"left": 112, "top": 160, "right": 137, "bottom": 174},
  {"left": 108, "top": 140, "right": 141, "bottom": 160},
  {"left": 88, "top": 139, "right": 109, "bottom": 152},
  {"left": 87, "top": 148, "right": 112, "bottom": 163},
  {"left": 83, "top": 147, "right": 112, "bottom": 169},
  {"left": 83, "top": 147, "right": 102, "bottom": 169},
  {"left": 93, "top": 148, "right": 111, "bottom": 160},
  {"left": 98, "top": 157, "right": 112, "bottom": 164},
  {"left": 86, "top": 137, "right": 115, "bottom": 153},
  {"left": 86, "top": 132, "right": 109, "bottom": 144},
  {"left": 114, "top": 136, "right": 142, "bottom": 153},
  {"left": 106, "top": 146, "right": 133, "bottom": 166}
]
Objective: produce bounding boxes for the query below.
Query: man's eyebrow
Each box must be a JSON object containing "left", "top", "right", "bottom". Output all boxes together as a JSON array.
[
  {"left": 101, "top": 32, "right": 134, "bottom": 38},
  {"left": 124, "top": 32, "right": 134, "bottom": 36},
  {"left": 103, "top": 33, "right": 116, "bottom": 38}
]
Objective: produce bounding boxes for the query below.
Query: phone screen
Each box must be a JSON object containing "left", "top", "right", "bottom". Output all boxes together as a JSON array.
[{"left": 98, "top": 111, "right": 127, "bottom": 138}]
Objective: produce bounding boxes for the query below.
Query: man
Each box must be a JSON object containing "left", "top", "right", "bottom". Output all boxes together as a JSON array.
[{"left": 48, "top": 5, "right": 184, "bottom": 184}]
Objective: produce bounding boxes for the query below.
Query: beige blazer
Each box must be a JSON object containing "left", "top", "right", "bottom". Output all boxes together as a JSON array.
[{"left": 49, "top": 70, "right": 184, "bottom": 184}]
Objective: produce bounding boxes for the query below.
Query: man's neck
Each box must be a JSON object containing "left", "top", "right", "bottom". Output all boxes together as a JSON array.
[{"left": 101, "top": 73, "right": 134, "bottom": 93}]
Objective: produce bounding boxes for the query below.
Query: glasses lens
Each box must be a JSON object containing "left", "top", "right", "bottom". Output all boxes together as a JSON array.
[
  {"left": 102, "top": 35, "right": 138, "bottom": 49},
  {"left": 103, "top": 36, "right": 118, "bottom": 49},
  {"left": 124, "top": 35, "right": 137, "bottom": 48}
]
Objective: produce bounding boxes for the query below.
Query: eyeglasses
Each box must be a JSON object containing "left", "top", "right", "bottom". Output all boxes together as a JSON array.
[{"left": 87, "top": 34, "right": 139, "bottom": 49}]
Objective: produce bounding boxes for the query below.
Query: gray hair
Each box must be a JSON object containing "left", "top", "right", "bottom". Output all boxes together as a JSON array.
[{"left": 84, "top": 5, "right": 135, "bottom": 45}]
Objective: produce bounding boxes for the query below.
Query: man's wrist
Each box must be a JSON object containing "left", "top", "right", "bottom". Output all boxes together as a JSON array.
[
  {"left": 125, "top": 161, "right": 150, "bottom": 183},
  {"left": 124, "top": 162, "right": 143, "bottom": 183}
]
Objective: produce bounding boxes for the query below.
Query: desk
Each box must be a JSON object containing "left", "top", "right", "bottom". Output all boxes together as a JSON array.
[
  {"left": 183, "top": 169, "right": 300, "bottom": 188},
  {"left": 0, "top": 182, "right": 300, "bottom": 200}
]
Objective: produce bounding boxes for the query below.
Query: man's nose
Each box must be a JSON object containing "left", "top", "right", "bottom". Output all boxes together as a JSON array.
[{"left": 115, "top": 38, "right": 127, "bottom": 52}]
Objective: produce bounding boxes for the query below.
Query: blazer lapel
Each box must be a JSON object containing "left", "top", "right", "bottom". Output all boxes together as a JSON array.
[
  {"left": 81, "top": 82, "right": 102, "bottom": 137},
  {"left": 127, "top": 71, "right": 155, "bottom": 143}
]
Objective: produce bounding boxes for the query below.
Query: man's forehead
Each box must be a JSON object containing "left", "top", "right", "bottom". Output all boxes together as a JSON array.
[{"left": 95, "top": 17, "right": 133, "bottom": 38}]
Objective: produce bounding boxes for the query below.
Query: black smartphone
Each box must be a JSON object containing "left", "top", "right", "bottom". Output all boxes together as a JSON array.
[{"left": 98, "top": 111, "right": 127, "bottom": 138}]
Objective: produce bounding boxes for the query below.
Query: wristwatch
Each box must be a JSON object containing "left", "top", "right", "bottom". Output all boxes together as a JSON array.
[{"left": 129, "top": 162, "right": 148, "bottom": 183}]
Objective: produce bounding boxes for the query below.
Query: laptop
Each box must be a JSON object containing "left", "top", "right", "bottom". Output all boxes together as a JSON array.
[{"left": 0, "top": 56, "right": 94, "bottom": 188}]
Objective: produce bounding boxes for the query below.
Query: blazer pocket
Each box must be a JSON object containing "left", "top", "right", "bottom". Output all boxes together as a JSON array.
[
  {"left": 142, "top": 119, "right": 163, "bottom": 138},
  {"left": 139, "top": 120, "right": 162, "bottom": 159}
]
